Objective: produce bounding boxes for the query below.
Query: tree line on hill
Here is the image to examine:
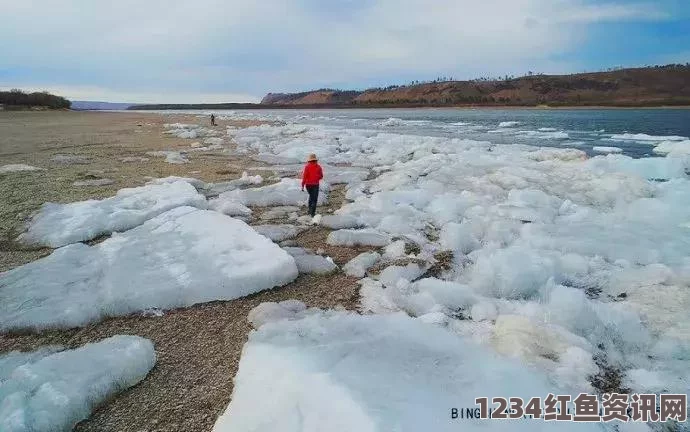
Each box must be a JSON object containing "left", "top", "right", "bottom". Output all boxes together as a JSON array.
[{"left": 0, "top": 89, "right": 71, "bottom": 109}]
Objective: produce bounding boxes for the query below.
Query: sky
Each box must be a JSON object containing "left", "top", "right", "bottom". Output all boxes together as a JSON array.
[{"left": 0, "top": 0, "right": 688, "bottom": 103}]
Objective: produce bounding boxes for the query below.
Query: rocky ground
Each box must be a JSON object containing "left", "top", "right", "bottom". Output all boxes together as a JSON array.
[{"left": 0, "top": 111, "right": 378, "bottom": 431}]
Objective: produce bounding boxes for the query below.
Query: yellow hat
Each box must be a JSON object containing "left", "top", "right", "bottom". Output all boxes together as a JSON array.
[{"left": 307, "top": 153, "right": 318, "bottom": 162}]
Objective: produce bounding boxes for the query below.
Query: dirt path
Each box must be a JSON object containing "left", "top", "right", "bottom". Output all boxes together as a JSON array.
[{"left": 0, "top": 111, "right": 373, "bottom": 432}]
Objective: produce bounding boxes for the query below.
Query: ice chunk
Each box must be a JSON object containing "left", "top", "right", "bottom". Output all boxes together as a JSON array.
[
  {"left": 247, "top": 300, "right": 307, "bottom": 329},
  {"left": 208, "top": 199, "right": 252, "bottom": 217},
  {"left": 220, "top": 178, "right": 327, "bottom": 207},
  {"left": 440, "top": 222, "right": 481, "bottom": 254},
  {"left": 326, "top": 229, "right": 390, "bottom": 247},
  {"left": 343, "top": 252, "right": 381, "bottom": 278},
  {"left": 0, "top": 335, "right": 155, "bottom": 432},
  {"left": 382, "top": 240, "right": 406, "bottom": 259},
  {"left": 470, "top": 301, "right": 498, "bottom": 322},
  {"left": 498, "top": 121, "right": 520, "bottom": 127},
  {"left": 592, "top": 146, "right": 623, "bottom": 154},
  {"left": 282, "top": 247, "right": 337, "bottom": 274},
  {"left": 653, "top": 139, "right": 690, "bottom": 155},
  {"left": 492, "top": 315, "right": 597, "bottom": 390},
  {"left": 205, "top": 172, "right": 264, "bottom": 196},
  {"left": 609, "top": 133, "right": 687, "bottom": 142},
  {"left": 19, "top": 181, "right": 207, "bottom": 248},
  {"left": 146, "top": 150, "right": 189, "bottom": 164},
  {"left": 213, "top": 310, "right": 599, "bottom": 432},
  {"left": 253, "top": 224, "right": 302, "bottom": 242},
  {"left": 320, "top": 214, "right": 361, "bottom": 229},
  {"left": 146, "top": 176, "right": 208, "bottom": 190},
  {"left": 469, "top": 247, "right": 557, "bottom": 300},
  {"left": 1, "top": 207, "right": 298, "bottom": 330},
  {"left": 378, "top": 263, "right": 425, "bottom": 288},
  {"left": 397, "top": 278, "right": 478, "bottom": 317},
  {"left": 0, "top": 164, "right": 43, "bottom": 173}
]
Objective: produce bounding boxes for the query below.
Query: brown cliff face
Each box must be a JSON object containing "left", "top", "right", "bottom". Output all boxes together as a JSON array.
[{"left": 260, "top": 65, "right": 690, "bottom": 107}]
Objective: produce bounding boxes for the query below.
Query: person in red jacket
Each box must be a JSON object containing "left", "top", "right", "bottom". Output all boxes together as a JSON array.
[{"left": 301, "top": 153, "right": 323, "bottom": 217}]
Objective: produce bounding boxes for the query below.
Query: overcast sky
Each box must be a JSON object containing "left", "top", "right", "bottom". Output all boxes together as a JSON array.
[{"left": 1, "top": 0, "right": 688, "bottom": 103}]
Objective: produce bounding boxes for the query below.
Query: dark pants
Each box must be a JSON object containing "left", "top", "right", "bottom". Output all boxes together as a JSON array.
[{"left": 306, "top": 184, "right": 319, "bottom": 217}]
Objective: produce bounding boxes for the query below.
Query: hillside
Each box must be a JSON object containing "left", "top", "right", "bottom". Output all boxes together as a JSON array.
[
  {"left": 261, "top": 65, "right": 690, "bottom": 107},
  {"left": 0, "top": 89, "right": 71, "bottom": 110}
]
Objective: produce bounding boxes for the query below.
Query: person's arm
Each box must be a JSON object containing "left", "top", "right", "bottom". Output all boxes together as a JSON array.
[
  {"left": 318, "top": 165, "right": 323, "bottom": 181},
  {"left": 301, "top": 166, "right": 306, "bottom": 190}
]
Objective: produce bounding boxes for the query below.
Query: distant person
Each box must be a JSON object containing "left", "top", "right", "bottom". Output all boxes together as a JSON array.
[
  {"left": 301, "top": 153, "right": 323, "bottom": 217},
  {"left": 210, "top": 114, "right": 216, "bottom": 126}
]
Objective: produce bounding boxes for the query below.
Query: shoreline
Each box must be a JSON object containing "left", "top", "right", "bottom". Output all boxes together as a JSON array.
[{"left": 125, "top": 104, "right": 690, "bottom": 111}]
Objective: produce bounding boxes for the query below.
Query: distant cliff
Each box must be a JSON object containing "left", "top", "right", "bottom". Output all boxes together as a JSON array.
[{"left": 260, "top": 65, "right": 690, "bottom": 107}]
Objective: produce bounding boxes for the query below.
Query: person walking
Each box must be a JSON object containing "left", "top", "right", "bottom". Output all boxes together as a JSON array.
[
  {"left": 301, "top": 153, "right": 323, "bottom": 217},
  {"left": 210, "top": 114, "right": 216, "bottom": 126}
]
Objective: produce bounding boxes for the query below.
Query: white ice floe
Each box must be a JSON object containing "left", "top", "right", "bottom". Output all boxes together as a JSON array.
[
  {"left": 145, "top": 176, "right": 208, "bottom": 190},
  {"left": 378, "top": 263, "right": 426, "bottom": 288},
  {"left": 190, "top": 115, "right": 690, "bottom": 403},
  {"left": 213, "top": 308, "right": 600, "bottom": 432},
  {"left": 592, "top": 146, "right": 623, "bottom": 154},
  {"left": 517, "top": 130, "right": 569, "bottom": 140},
  {"left": 146, "top": 150, "right": 189, "bottom": 164},
  {"left": 253, "top": 224, "right": 302, "bottom": 242},
  {"left": 609, "top": 133, "right": 687, "bottom": 142},
  {"left": 19, "top": 181, "right": 207, "bottom": 247},
  {"left": 498, "top": 121, "right": 520, "bottom": 127},
  {"left": 320, "top": 214, "right": 362, "bottom": 229},
  {"left": 205, "top": 172, "right": 263, "bottom": 196},
  {"left": 586, "top": 153, "right": 689, "bottom": 180},
  {"left": 343, "top": 252, "right": 380, "bottom": 278},
  {"left": 382, "top": 240, "right": 407, "bottom": 259},
  {"left": 2, "top": 207, "right": 298, "bottom": 330},
  {"left": 0, "top": 335, "right": 155, "bottom": 432},
  {"left": 72, "top": 178, "right": 114, "bottom": 187},
  {"left": 246, "top": 300, "right": 308, "bottom": 329},
  {"left": 326, "top": 228, "right": 390, "bottom": 247},
  {"left": 209, "top": 199, "right": 252, "bottom": 217},
  {"left": 282, "top": 247, "right": 337, "bottom": 274},
  {"left": 653, "top": 139, "right": 690, "bottom": 156},
  {"left": 0, "top": 164, "right": 43, "bottom": 174}
]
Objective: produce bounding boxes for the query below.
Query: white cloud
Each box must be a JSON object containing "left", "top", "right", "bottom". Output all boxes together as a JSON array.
[{"left": 0, "top": 0, "right": 669, "bottom": 102}]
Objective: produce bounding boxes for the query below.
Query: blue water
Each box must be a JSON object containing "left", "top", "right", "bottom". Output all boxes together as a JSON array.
[{"left": 214, "top": 108, "right": 690, "bottom": 158}]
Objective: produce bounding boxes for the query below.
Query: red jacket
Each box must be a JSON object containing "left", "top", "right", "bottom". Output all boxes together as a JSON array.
[{"left": 301, "top": 161, "right": 323, "bottom": 187}]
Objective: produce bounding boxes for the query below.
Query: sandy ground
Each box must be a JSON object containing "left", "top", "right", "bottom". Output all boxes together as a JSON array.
[{"left": 0, "top": 111, "right": 373, "bottom": 431}]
